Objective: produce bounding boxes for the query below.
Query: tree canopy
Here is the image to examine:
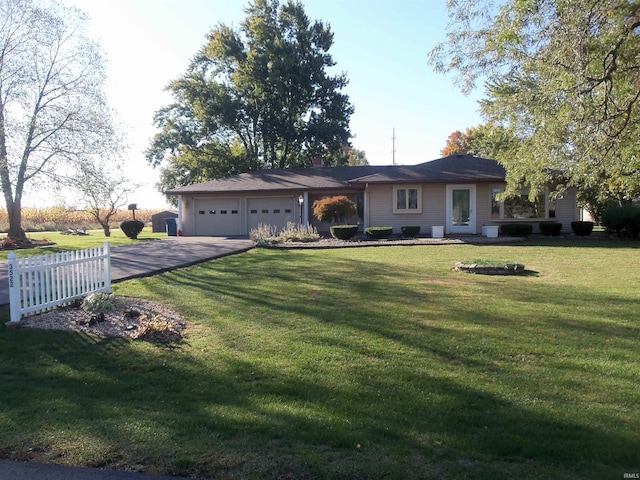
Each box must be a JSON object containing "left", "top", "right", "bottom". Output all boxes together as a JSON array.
[
  {"left": 0, "top": 0, "right": 121, "bottom": 241},
  {"left": 429, "top": 0, "right": 640, "bottom": 208},
  {"left": 148, "top": 0, "right": 354, "bottom": 195},
  {"left": 441, "top": 125, "right": 521, "bottom": 159}
]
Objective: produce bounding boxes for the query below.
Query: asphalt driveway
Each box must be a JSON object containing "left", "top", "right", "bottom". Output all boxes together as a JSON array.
[{"left": 0, "top": 236, "right": 254, "bottom": 306}]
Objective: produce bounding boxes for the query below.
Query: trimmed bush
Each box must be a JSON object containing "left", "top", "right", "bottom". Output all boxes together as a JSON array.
[
  {"left": 601, "top": 205, "right": 640, "bottom": 238},
  {"left": 539, "top": 221, "right": 562, "bottom": 237},
  {"left": 499, "top": 223, "right": 533, "bottom": 237},
  {"left": 330, "top": 225, "right": 358, "bottom": 240},
  {"left": 571, "top": 221, "right": 594, "bottom": 237},
  {"left": 401, "top": 226, "right": 421, "bottom": 238},
  {"left": 120, "top": 220, "right": 145, "bottom": 239},
  {"left": 365, "top": 226, "right": 393, "bottom": 239}
]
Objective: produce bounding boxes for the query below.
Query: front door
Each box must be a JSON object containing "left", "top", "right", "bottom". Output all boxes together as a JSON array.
[{"left": 446, "top": 185, "right": 476, "bottom": 234}]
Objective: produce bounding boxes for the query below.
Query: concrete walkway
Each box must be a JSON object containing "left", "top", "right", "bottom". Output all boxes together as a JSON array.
[{"left": 0, "top": 236, "right": 254, "bottom": 306}]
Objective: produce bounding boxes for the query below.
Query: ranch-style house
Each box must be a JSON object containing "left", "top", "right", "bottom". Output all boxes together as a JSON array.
[{"left": 164, "top": 154, "right": 579, "bottom": 237}]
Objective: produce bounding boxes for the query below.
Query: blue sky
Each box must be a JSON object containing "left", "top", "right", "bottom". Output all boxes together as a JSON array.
[{"left": 61, "top": 0, "right": 484, "bottom": 208}]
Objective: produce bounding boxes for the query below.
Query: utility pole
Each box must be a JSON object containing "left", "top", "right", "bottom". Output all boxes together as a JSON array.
[{"left": 392, "top": 128, "right": 396, "bottom": 165}]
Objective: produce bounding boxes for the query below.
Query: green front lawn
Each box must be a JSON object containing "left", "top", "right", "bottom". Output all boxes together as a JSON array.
[
  {"left": 0, "top": 228, "right": 166, "bottom": 261},
  {"left": 0, "top": 241, "right": 638, "bottom": 479}
]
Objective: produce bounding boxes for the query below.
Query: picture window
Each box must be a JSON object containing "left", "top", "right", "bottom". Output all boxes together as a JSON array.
[
  {"left": 491, "top": 187, "right": 553, "bottom": 219},
  {"left": 393, "top": 186, "right": 422, "bottom": 213}
]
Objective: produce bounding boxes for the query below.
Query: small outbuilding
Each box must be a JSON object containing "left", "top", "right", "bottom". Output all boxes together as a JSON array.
[{"left": 151, "top": 210, "right": 179, "bottom": 233}]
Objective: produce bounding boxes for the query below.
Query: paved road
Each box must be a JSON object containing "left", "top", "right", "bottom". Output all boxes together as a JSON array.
[
  {"left": 0, "top": 236, "right": 254, "bottom": 306},
  {"left": 0, "top": 236, "right": 252, "bottom": 479}
]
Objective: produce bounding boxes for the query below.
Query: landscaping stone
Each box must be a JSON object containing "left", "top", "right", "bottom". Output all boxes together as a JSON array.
[{"left": 453, "top": 262, "right": 526, "bottom": 275}]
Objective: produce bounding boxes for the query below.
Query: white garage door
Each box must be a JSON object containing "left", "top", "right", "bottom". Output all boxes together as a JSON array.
[
  {"left": 247, "top": 197, "right": 296, "bottom": 233},
  {"left": 194, "top": 198, "right": 241, "bottom": 236}
]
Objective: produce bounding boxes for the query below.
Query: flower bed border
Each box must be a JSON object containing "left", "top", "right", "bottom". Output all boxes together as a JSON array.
[{"left": 453, "top": 262, "right": 526, "bottom": 275}]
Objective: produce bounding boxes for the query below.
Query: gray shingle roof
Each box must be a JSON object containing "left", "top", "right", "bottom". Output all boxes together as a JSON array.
[
  {"left": 164, "top": 166, "right": 388, "bottom": 194},
  {"left": 164, "top": 155, "right": 505, "bottom": 195},
  {"left": 349, "top": 154, "right": 506, "bottom": 184}
]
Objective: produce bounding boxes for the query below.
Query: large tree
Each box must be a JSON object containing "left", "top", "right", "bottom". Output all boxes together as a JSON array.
[
  {"left": 441, "top": 124, "right": 521, "bottom": 159},
  {"left": 147, "top": 0, "right": 354, "bottom": 189},
  {"left": 0, "top": 0, "right": 120, "bottom": 241},
  {"left": 429, "top": 0, "right": 640, "bottom": 208}
]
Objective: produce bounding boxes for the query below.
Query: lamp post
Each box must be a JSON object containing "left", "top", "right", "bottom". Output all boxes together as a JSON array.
[{"left": 298, "top": 194, "right": 304, "bottom": 225}]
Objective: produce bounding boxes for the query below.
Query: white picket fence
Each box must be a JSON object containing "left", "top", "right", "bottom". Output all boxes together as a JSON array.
[{"left": 7, "top": 242, "right": 111, "bottom": 323}]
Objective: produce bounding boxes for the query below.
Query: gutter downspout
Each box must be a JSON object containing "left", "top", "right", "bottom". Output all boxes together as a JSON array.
[
  {"left": 364, "top": 184, "right": 369, "bottom": 230},
  {"left": 177, "top": 195, "right": 183, "bottom": 234}
]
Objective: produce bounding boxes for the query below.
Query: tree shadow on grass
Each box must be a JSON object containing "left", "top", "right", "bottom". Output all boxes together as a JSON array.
[
  {"left": 0, "top": 325, "right": 634, "bottom": 480},
  {"left": 1, "top": 248, "right": 638, "bottom": 479}
]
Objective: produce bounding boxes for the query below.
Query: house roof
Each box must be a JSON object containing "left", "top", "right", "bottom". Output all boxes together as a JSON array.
[
  {"left": 164, "top": 154, "right": 505, "bottom": 195},
  {"left": 164, "top": 165, "right": 388, "bottom": 194},
  {"left": 348, "top": 154, "right": 506, "bottom": 184}
]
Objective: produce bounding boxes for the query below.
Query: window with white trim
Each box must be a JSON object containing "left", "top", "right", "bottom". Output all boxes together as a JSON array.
[{"left": 393, "top": 186, "right": 422, "bottom": 213}]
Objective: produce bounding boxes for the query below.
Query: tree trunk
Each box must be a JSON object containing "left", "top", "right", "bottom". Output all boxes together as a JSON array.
[
  {"left": 97, "top": 218, "right": 111, "bottom": 237},
  {"left": 6, "top": 198, "right": 27, "bottom": 243}
]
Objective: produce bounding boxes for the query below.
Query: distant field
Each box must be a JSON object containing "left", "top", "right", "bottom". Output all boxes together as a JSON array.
[{"left": 0, "top": 207, "right": 165, "bottom": 233}]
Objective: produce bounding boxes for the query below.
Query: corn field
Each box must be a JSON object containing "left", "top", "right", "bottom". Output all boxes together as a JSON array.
[{"left": 0, "top": 207, "right": 163, "bottom": 233}]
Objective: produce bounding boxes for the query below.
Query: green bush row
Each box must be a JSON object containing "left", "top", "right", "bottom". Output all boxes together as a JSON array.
[
  {"left": 500, "top": 223, "right": 533, "bottom": 237},
  {"left": 539, "top": 221, "right": 562, "bottom": 236},
  {"left": 602, "top": 205, "right": 640, "bottom": 238},
  {"left": 571, "top": 221, "right": 594, "bottom": 236},
  {"left": 330, "top": 225, "right": 359, "bottom": 240},
  {"left": 365, "top": 226, "right": 393, "bottom": 239},
  {"left": 330, "top": 225, "right": 423, "bottom": 241}
]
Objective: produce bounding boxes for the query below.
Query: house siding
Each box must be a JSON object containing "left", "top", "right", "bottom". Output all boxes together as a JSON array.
[
  {"left": 367, "top": 183, "right": 501, "bottom": 235},
  {"left": 367, "top": 184, "right": 448, "bottom": 235},
  {"left": 554, "top": 187, "right": 578, "bottom": 232}
]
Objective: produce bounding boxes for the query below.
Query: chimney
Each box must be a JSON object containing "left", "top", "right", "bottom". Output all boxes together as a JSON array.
[{"left": 312, "top": 156, "right": 323, "bottom": 168}]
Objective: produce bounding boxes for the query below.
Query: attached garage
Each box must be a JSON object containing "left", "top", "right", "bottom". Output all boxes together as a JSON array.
[
  {"left": 247, "top": 197, "right": 296, "bottom": 233},
  {"left": 194, "top": 198, "right": 241, "bottom": 236}
]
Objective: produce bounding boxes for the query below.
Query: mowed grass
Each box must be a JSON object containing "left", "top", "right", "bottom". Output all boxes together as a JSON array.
[
  {"left": 0, "top": 240, "right": 638, "bottom": 479},
  {"left": 0, "top": 228, "right": 166, "bottom": 261}
]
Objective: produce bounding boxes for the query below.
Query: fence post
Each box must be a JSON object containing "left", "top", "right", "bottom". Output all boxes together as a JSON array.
[
  {"left": 104, "top": 241, "right": 111, "bottom": 293},
  {"left": 8, "top": 252, "right": 20, "bottom": 323}
]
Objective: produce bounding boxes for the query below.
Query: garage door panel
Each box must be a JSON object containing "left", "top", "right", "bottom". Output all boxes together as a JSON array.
[
  {"left": 247, "top": 197, "right": 296, "bottom": 232},
  {"left": 195, "top": 198, "right": 241, "bottom": 236}
]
